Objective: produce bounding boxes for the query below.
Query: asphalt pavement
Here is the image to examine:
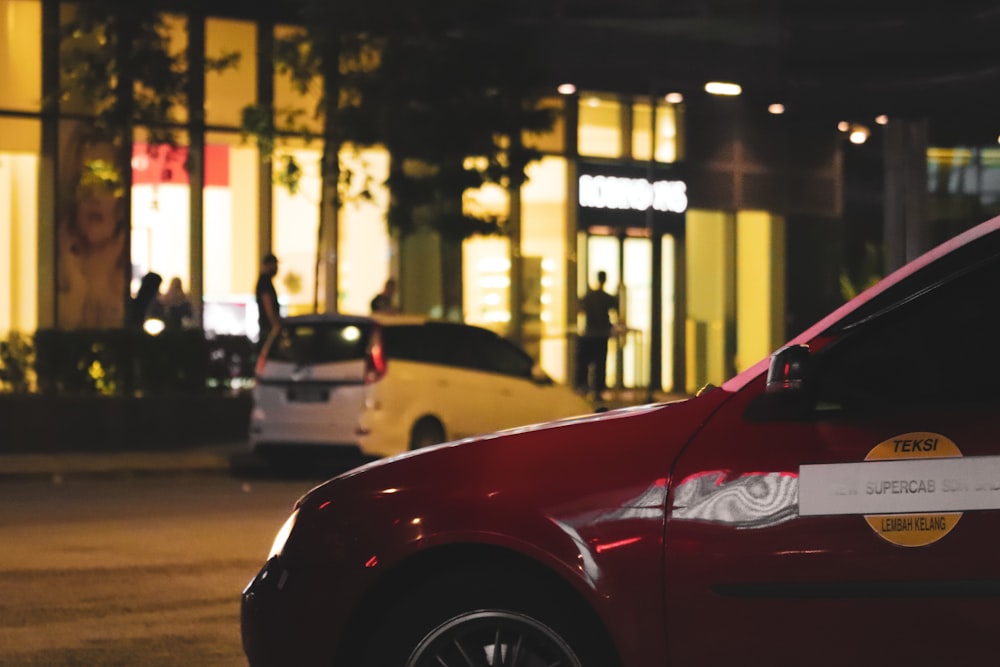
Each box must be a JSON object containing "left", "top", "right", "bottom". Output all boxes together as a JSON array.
[{"left": 0, "top": 389, "right": 686, "bottom": 481}]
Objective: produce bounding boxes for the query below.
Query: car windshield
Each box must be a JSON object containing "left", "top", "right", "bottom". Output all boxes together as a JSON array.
[{"left": 267, "top": 322, "right": 373, "bottom": 365}]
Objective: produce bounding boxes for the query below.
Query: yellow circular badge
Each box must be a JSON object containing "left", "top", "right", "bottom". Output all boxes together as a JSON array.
[{"left": 863, "top": 432, "right": 962, "bottom": 547}]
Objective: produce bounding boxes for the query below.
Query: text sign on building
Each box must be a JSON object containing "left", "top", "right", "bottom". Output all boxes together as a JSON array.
[{"left": 578, "top": 174, "right": 687, "bottom": 214}]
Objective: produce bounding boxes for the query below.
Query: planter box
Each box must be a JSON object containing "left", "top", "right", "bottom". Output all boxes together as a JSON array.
[{"left": 0, "top": 393, "right": 251, "bottom": 454}]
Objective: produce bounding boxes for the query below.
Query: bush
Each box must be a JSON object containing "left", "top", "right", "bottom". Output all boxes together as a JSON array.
[
  {"left": 12, "top": 329, "right": 257, "bottom": 396},
  {"left": 0, "top": 332, "right": 35, "bottom": 393}
]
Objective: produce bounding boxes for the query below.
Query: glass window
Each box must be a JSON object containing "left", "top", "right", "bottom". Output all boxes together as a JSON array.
[
  {"left": 268, "top": 321, "right": 372, "bottom": 364},
  {"left": 160, "top": 13, "right": 189, "bottom": 125},
  {"left": 205, "top": 18, "right": 256, "bottom": 128},
  {"left": 633, "top": 101, "right": 680, "bottom": 163},
  {"left": 383, "top": 324, "right": 443, "bottom": 365},
  {"left": 202, "top": 131, "right": 259, "bottom": 337},
  {"left": 523, "top": 97, "right": 564, "bottom": 154},
  {"left": 815, "top": 256, "right": 1000, "bottom": 411},
  {"left": 131, "top": 133, "right": 192, "bottom": 298},
  {"left": 274, "top": 24, "right": 323, "bottom": 137},
  {"left": 339, "top": 146, "right": 391, "bottom": 315},
  {"left": 578, "top": 95, "right": 622, "bottom": 158},
  {"left": 444, "top": 324, "right": 532, "bottom": 378},
  {"left": 56, "top": 119, "right": 129, "bottom": 329},
  {"left": 0, "top": 117, "right": 40, "bottom": 334},
  {"left": 479, "top": 334, "right": 534, "bottom": 378},
  {"left": 0, "top": 0, "right": 41, "bottom": 112},
  {"left": 272, "top": 141, "right": 321, "bottom": 317}
]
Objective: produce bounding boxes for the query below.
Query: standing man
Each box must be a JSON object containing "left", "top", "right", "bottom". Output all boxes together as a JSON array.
[
  {"left": 256, "top": 253, "right": 281, "bottom": 350},
  {"left": 576, "top": 270, "right": 618, "bottom": 400},
  {"left": 370, "top": 277, "right": 400, "bottom": 313}
]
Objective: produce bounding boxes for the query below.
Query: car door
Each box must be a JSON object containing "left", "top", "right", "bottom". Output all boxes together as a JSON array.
[{"left": 665, "top": 253, "right": 1000, "bottom": 666}]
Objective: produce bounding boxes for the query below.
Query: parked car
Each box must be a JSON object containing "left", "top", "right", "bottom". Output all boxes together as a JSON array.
[
  {"left": 249, "top": 313, "right": 592, "bottom": 460},
  {"left": 243, "top": 215, "right": 1000, "bottom": 667}
]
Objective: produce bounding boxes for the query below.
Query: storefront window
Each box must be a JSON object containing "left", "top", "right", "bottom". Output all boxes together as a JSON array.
[
  {"left": 0, "top": 117, "right": 39, "bottom": 334},
  {"left": 56, "top": 119, "right": 129, "bottom": 329},
  {"left": 463, "top": 236, "right": 511, "bottom": 329},
  {"left": 522, "top": 157, "right": 570, "bottom": 382},
  {"left": 131, "top": 136, "right": 193, "bottom": 298},
  {"left": 272, "top": 141, "right": 321, "bottom": 317},
  {"left": 206, "top": 18, "right": 256, "bottom": 129},
  {"left": 202, "top": 132, "right": 259, "bottom": 336},
  {"left": 0, "top": 0, "right": 41, "bottom": 112},
  {"left": 339, "top": 146, "right": 391, "bottom": 315},
  {"left": 275, "top": 24, "right": 323, "bottom": 137},
  {"left": 463, "top": 178, "right": 511, "bottom": 329},
  {"left": 578, "top": 95, "right": 622, "bottom": 158}
]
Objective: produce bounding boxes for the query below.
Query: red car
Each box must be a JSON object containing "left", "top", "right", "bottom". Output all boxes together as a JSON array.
[{"left": 242, "top": 214, "right": 1000, "bottom": 666}]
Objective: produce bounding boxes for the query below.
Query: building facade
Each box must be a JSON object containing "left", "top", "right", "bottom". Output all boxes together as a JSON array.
[{"left": 7, "top": 1, "right": 994, "bottom": 395}]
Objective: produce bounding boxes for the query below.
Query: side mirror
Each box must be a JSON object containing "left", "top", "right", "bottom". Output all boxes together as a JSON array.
[
  {"left": 766, "top": 344, "right": 811, "bottom": 393},
  {"left": 746, "top": 344, "right": 813, "bottom": 421}
]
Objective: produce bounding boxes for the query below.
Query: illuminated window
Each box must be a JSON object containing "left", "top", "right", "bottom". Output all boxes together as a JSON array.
[
  {"left": 0, "top": 117, "right": 40, "bottom": 334},
  {"left": 523, "top": 97, "right": 565, "bottom": 154},
  {"left": 0, "top": 0, "right": 41, "bottom": 112},
  {"left": 522, "top": 157, "right": 569, "bottom": 382},
  {"left": 339, "top": 146, "right": 391, "bottom": 315},
  {"left": 275, "top": 25, "right": 323, "bottom": 136},
  {"left": 131, "top": 130, "right": 193, "bottom": 299},
  {"left": 578, "top": 96, "right": 622, "bottom": 158},
  {"left": 206, "top": 18, "right": 256, "bottom": 128},
  {"left": 272, "top": 140, "right": 321, "bottom": 316},
  {"left": 632, "top": 101, "right": 680, "bottom": 163},
  {"left": 200, "top": 132, "right": 259, "bottom": 336}
]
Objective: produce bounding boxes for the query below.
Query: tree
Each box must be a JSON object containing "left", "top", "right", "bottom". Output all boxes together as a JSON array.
[{"left": 244, "top": 0, "right": 558, "bottom": 319}]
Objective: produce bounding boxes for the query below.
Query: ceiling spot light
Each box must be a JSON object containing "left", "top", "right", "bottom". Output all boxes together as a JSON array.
[
  {"left": 849, "top": 125, "right": 870, "bottom": 145},
  {"left": 557, "top": 83, "right": 576, "bottom": 95},
  {"left": 768, "top": 103, "right": 785, "bottom": 115},
  {"left": 837, "top": 121, "right": 850, "bottom": 132},
  {"left": 704, "top": 81, "right": 742, "bottom": 96},
  {"left": 875, "top": 114, "right": 889, "bottom": 125},
  {"left": 665, "top": 92, "right": 684, "bottom": 104}
]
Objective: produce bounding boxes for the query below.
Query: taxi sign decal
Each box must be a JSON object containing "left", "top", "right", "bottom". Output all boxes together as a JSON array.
[
  {"left": 797, "top": 432, "right": 989, "bottom": 547},
  {"left": 861, "top": 432, "right": 961, "bottom": 547}
]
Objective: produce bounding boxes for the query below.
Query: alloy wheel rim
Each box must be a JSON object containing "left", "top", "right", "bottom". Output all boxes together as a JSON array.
[{"left": 405, "top": 609, "right": 583, "bottom": 667}]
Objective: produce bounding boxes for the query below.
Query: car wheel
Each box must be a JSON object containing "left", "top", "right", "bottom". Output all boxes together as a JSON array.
[
  {"left": 409, "top": 417, "right": 445, "bottom": 450},
  {"left": 358, "top": 566, "right": 613, "bottom": 667}
]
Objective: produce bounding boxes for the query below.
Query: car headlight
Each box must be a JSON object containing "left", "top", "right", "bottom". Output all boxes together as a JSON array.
[{"left": 268, "top": 509, "right": 299, "bottom": 559}]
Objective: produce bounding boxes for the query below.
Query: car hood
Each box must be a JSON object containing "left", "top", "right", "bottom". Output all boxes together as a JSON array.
[
  {"left": 312, "top": 391, "right": 720, "bottom": 492},
  {"left": 296, "top": 388, "right": 733, "bottom": 554}
]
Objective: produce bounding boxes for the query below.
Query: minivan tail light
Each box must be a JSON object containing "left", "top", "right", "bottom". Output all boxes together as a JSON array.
[{"left": 365, "top": 326, "right": 387, "bottom": 384}]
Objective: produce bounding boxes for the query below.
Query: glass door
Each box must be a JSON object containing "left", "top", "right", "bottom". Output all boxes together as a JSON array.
[{"left": 579, "top": 232, "right": 674, "bottom": 392}]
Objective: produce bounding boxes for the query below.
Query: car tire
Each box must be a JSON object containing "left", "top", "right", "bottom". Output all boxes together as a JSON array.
[
  {"left": 409, "top": 417, "right": 445, "bottom": 450},
  {"left": 358, "top": 566, "right": 612, "bottom": 667}
]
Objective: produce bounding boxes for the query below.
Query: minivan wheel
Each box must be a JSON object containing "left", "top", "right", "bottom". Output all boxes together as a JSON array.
[{"left": 409, "top": 418, "right": 445, "bottom": 450}]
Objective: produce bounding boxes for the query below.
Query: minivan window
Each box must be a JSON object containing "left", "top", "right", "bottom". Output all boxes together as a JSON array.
[
  {"left": 382, "top": 325, "right": 448, "bottom": 364},
  {"left": 268, "top": 323, "right": 373, "bottom": 364}
]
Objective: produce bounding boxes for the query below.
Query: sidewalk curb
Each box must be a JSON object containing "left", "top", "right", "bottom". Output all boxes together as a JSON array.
[
  {"left": 0, "top": 392, "right": 689, "bottom": 481},
  {"left": 0, "top": 447, "right": 244, "bottom": 482}
]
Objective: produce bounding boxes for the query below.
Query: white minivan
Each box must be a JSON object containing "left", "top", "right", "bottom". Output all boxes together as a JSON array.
[{"left": 249, "top": 314, "right": 592, "bottom": 460}]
